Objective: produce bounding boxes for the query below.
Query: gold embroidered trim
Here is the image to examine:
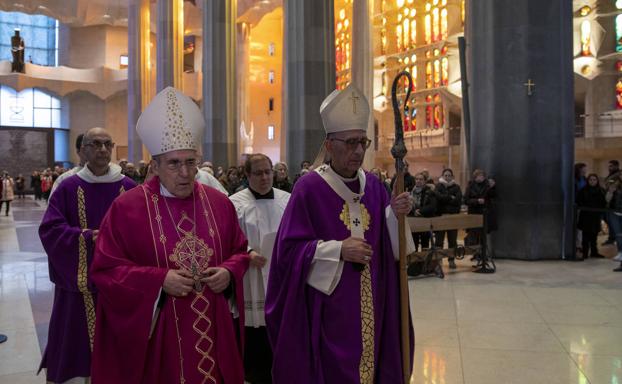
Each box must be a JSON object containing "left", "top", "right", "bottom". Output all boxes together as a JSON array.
[
  {"left": 339, "top": 203, "right": 371, "bottom": 232},
  {"left": 151, "top": 189, "right": 218, "bottom": 383},
  {"left": 359, "top": 265, "right": 375, "bottom": 383},
  {"left": 192, "top": 293, "right": 217, "bottom": 384},
  {"left": 77, "top": 187, "right": 96, "bottom": 352}
]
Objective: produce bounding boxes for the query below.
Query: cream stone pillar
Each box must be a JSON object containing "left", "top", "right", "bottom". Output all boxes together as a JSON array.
[
  {"left": 156, "top": 0, "right": 184, "bottom": 91},
  {"left": 128, "top": 0, "right": 152, "bottom": 164},
  {"left": 202, "top": 0, "right": 238, "bottom": 167},
  {"left": 352, "top": 0, "right": 375, "bottom": 169}
]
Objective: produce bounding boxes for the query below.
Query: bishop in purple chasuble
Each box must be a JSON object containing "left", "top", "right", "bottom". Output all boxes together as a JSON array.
[
  {"left": 38, "top": 168, "right": 136, "bottom": 383},
  {"left": 266, "top": 164, "right": 414, "bottom": 384}
]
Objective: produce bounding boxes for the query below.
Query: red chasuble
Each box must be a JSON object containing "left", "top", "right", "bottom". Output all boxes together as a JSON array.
[{"left": 90, "top": 177, "right": 249, "bottom": 384}]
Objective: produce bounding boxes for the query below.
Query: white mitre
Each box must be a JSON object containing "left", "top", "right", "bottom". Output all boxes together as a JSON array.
[
  {"left": 136, "top": 86, "right": 203, "bottom": 156},
  {"left": 319, "top": 82, "right": 370, "bottom": 134}
]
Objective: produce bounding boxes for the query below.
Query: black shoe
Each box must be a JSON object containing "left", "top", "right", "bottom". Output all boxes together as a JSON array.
[
  {"left": 602, "top": 240, "right": 616, "bottom": 246},
  {"left": 448, "top": 259, "right": 457, "bottom": 269},
  {"left": 591, "top": 254, "right": 605, "bottom": 258},
  {"left": 0, "top": 334, "right": 6, "bottom": 344},
  {"left": 614, "top": 266, "right": 622, "bottom": 272}
]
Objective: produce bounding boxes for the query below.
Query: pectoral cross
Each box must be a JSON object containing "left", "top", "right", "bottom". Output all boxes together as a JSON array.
[
  {"left": 524, "top": 79, "right": 535, "bottom": 96},
  {"left": 350, "top": 92, "right": 360, "bottom": 114},
  {"left": 191, "top": 262, "right": 203, "bottom": 292}
]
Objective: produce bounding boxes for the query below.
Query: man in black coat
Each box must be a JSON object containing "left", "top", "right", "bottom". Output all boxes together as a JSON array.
[{"left": 435, "top": 168, "right": 462, "bottom": 269}]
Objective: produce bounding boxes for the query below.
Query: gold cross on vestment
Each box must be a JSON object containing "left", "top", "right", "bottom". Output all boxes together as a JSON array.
[
  {"left": 524, "top": 79, "right": 535, "bottom": 96},
  {"left": 191, "top": 262, "right": 203, "bottom": 292},
  {"left": 350, "top": 92, "right": 360, "bottom": 114}
]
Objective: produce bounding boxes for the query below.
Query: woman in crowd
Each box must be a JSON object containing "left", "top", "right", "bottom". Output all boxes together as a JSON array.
[
  {"left": 435, "top": 168, "right": 462, "bottom": 269},
  {"left": 0, "top": 171, "right": 14, "bottom": 216},
  {"left": 273, "top": 162, "right": 292, "bottom": 192},
  {"left": 14, "top": 173, "right": 25, "bottom": 199},
  {"left": 40, "top": 171, "right": 53, "bottom": 202},
  {"left": 219, "top": 166, "right": 242, "bottom": 195},
  {"left": 605, "top": 174, "right": 622, "bottom": 271},
  {"left": 577, "top": 173, "right": 606, "bottom": 259},
  {"left": 463, "top": 169, "right": 498, "bottom": 246},
  {"left": 31, "top": 171, "right": 42, "bottom": 200},
  {"left": 409, "top": 172, "right": 438, "bottom": 251}
]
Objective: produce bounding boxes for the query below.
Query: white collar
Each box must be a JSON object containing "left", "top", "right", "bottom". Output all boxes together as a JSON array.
[
  {"left": 160, "top": 183, "right": 177, "bottom": 198},
  {"left": 77, "top": 163, "right": 124, "bottom": 183}
]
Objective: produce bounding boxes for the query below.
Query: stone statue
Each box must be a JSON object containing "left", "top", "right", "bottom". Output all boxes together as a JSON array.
[
  {"left": 240, "top": 121, "right": 254, "bottom": 154},
  {"left": 11, "top": 29, "right": 25, "bottom": 73}
]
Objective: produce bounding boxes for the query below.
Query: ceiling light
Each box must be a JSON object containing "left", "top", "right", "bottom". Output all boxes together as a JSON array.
[{"left": 103, "top": 14, "right": 111, "bottom": 18}]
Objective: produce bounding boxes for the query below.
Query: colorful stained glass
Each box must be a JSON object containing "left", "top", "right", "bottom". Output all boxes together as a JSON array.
[
  {"left": 432, "top": 8, "right": 440, "bottom": 41},
  {"left": 580, "top": 20, "right": 591, "bottom": 56},
  {"left": 441, "top": 57, "right": 449, "bottom": 86},
  {"left": 426, "top": 62, "right": 433, "bottom": 88},
  {"left": 424, "top": 13, "right": 432, "bottom": 44},
  {"left": 616, "top": 14, "right": 622, "bottom": 52},
  {"left": 433, "top": 59, "right": 441, "bottom": 87},
  {"left": 441, "top": 8, "right": 448, "bottom": 39},
  {"left": 616, "top": 78, "right": 622, "bottom": 109}
]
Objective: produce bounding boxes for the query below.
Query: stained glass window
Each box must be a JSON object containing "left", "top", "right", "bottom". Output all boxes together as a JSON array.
[
  {"left": 580, "top": 20, "right": 591, "bottom": 56},
  {"left": 0, "top": 11, "right": 58, "bottom": 66},
  {"left": 335, "top": 1, "right": 352, "bottom": 89},
  {"left": 0, "top": 86, "right": 63, "bottom": 128},
  {"left": 616, "top": 14, "right": 622, "bottom": 52}
]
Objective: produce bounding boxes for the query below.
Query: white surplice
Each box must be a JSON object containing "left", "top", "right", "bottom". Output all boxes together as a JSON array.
[{"left": 229, "top": 187, "right": 290, "bottom": 327}]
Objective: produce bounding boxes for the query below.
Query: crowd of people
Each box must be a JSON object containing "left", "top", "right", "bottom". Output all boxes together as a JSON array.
[
  {"left": 1, "top": 83, "right": 619, "bottom": 384},
  {"left": 575, "top": 159, "right": 622, "bottom": 271}
]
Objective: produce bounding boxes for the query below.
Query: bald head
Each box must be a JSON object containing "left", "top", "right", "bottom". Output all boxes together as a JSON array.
[{"left": 82, "top": 127, "right": 114, "bottom": 175}]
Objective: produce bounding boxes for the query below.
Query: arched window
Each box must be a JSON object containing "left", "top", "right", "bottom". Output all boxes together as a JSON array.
[
  {"left": 335, "top": 2, "right": 352, "bottom": 89},
  {"left": 0, "top": 11, "right": 59, "bottom": 66},
  {"left": 0, "top": 85, "right": 68, "bottom": 162}
]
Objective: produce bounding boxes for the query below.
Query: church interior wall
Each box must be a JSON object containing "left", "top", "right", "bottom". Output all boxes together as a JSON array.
[
  {"left": 104, "top": 91, "right": 128, "bottom": 162},
  {"left": 66, "top": 26, "right": 108, "bottom": 69},
  {"left": 104, "top": 26, "right": 130, "bottom": 70},
  {"left": 67, "top": 91, "right": 105, "bottom": 165}
]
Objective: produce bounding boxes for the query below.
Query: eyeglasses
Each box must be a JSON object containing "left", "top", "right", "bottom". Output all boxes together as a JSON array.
[
  {"left": 330, "top": 137, "right": 372, "bottom": 150},
  {"left": 163, "top": 158, "right": 198, "bottom": 171},
  {"left": 250, "top": 169, "right": 273, "bottom": 177},
  {"left": 83, "top": 140, "right": 114, "bottom": 150}
]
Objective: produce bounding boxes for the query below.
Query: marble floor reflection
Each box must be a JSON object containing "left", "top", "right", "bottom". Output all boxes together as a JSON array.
[{"left": 0, "top": 196, "right": 621, "bottom": 383}]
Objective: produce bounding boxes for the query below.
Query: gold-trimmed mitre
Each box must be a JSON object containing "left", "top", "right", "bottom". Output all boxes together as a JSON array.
[
  {"left": 319, "top": 83, "right": 370, "bottom": 134},
  {"left": 136, "top": 86, "right": 203, "bottom": 156}
]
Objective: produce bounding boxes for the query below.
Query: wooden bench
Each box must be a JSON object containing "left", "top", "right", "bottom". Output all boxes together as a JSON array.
[{"left": 407, "top": 214, "right": 484, "bottom": 263}]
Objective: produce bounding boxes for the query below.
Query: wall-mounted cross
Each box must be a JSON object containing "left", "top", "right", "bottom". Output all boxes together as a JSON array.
[{"left": 524, "top": 79, "right": 536, "bottom": 96}]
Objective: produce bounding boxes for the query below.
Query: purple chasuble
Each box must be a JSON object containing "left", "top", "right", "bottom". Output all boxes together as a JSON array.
[
  {"left": 266, "top": 170, "right": 413, "bottom": 384},
  {"left": 38, "top": 174, "right": 136, "bottom": 383}
]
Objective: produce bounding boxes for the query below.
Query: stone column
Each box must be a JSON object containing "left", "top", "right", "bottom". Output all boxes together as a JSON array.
[
  {"left": 467, "top": 0, "right": 574, "bottom": 259},
  {"left": 156, "top": 0, "right": 183, "bottom": 91},
  {"left": 127, "top": 0, "right": 151, "bottom": 164},
  {"left": 236, "top": 22, "right": 250, "bottom": 157},
  {"left": 202, "top": 0, "right": 237, "bottom": 167},
  {"left": 352, "top": 0, "right": 375, "bottom": 169},
  {"left": 283, "top": 0, "right": 336, "bottom": 172}
]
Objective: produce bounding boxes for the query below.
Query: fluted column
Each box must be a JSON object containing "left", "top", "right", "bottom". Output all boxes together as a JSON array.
[
  {"left": 202, "top": 0, "right": 237, "bottom": 167},
  {"left": 283, "top": 0, "right": 335, "bottom": 171},
  {"left": 128, "top": 0, "right": 152, "bottom": 164},
  {"left": 156, "top": 0, "right": 183, "bottom": 91},
  {"left": 352, "top": 0, "right": 374, "bottom": 169}
]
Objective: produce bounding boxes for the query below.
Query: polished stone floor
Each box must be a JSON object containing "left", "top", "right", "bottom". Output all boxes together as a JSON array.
[{"left": 0, "top": 197, "right": 620, "bottom": 384}]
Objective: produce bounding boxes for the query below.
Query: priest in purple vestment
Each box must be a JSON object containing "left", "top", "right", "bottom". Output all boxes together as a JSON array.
[
  {"left": 90, "top": 87, "right": 250, "bottom": 384},
  {"left": 265, "top": 83, "right": 416, "bottom": 384},
  {"left": 38, "top": 127, "right": 137, "bottom": 383}
]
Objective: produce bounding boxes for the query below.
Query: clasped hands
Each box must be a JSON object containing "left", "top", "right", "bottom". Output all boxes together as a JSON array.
[{"left": 163, "top": 267, "right": 231, "bottom": 297}]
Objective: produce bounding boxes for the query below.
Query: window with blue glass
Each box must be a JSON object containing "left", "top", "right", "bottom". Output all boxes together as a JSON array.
[
  {"left": 0, "top": 85, "right": 67, "bottom": 162},
  {"left": 0, "top": 11, "right": 58, "bottom": 66}
]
